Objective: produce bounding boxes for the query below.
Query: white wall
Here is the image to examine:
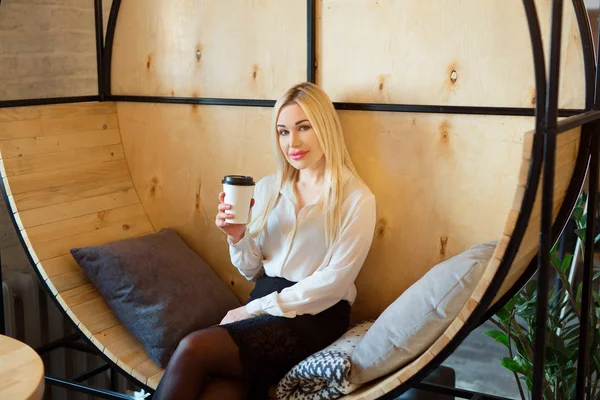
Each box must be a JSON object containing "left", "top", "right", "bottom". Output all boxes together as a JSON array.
[{"left": 586, "top": 0, "right": 599, "bottom": 9}]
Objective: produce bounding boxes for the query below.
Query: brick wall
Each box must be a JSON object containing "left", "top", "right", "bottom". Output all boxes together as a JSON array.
[{"left": 0, "top": 0, "right": 111, "bottom": 101}]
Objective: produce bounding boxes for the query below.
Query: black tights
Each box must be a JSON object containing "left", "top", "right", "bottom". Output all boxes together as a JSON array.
[{"left": 152, "top": 327, "right": 247, "bottom": 400}]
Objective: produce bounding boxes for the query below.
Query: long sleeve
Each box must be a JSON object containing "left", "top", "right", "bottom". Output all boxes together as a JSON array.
[
  {"left": 246, "top": 194, "right": 376, "bottom": 317},
  {"left": 228, "top": 230, "right": 263, "bottom": 280}
]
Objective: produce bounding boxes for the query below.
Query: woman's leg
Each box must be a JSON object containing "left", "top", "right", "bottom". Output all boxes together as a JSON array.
[
  {"left": 197, "top": 377, "right": 246, "bottom": 400},
  {"left": 152, "top": 327, "right": 244, "bottom": 400}
]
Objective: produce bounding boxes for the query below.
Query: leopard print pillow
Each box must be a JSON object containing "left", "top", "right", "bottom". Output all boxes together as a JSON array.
[{"left": 277, "top": 321, "right": 373, "bottom": 400}]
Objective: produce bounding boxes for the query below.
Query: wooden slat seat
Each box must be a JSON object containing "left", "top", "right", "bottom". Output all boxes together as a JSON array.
[
  {"left": 0, "top": 100, "right": 583, "bottom": 396},
  {"left": 0, "top": 103, "right": 164, "bottom": 388}
]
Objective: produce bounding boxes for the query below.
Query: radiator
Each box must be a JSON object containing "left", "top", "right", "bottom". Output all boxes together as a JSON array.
[{"left": 2, "top": 270, "right": 137, "bottom": 400}]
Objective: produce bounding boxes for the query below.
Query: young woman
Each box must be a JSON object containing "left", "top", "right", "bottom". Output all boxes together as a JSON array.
[{"left": 153, "top": 82, "right": 376, "bottom": 400}]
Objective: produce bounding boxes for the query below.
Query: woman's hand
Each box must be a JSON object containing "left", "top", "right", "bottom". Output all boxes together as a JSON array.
[
  {"left": 220, "top": 305, "right": 252, "bottom": 325},
  {"left": 215, "top": 192, "right": 255, "bottom": 243}
]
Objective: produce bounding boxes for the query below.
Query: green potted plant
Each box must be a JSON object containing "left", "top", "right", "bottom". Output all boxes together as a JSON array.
[{"left": 485, "top": 194, "right": 600, "bottom": 399}]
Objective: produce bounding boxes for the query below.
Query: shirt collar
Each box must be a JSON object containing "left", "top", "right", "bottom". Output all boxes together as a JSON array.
[{"left": 279, "top": 167, "right": 353, "bottom": 201}]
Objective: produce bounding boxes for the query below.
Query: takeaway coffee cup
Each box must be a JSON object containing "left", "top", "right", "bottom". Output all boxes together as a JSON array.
[{"left": 222, "top": 175, "right": 255, "bottom": 224}]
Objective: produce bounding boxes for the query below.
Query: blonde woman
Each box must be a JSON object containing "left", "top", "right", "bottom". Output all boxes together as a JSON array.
[{"left": 153, "top": 82, "right": 376, "bottom": 400}]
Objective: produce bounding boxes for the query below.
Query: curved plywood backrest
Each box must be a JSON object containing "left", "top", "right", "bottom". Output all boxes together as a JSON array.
[
  {"left": 0, "top": 0, "right": 588, "bottom": 397},
  {"left": 0, "top": 102, "right": 582, "bottom": 395},
  {"left": 0, "top": 103, "right": 164, "bottom": 385}
]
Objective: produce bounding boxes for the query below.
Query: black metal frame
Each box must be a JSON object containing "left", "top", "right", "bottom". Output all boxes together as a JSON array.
[
  {"left": 0, "top": 96, "right": 101, "bottom": 108},
  {"left": 0, "top": 0, "right": 599, "bottom": 399},
  {"left": 0, "top": 249, "right": 4, "bottom": 336},
  {"left": 94, "top": 0, "right": 105, "bottom": 101}
]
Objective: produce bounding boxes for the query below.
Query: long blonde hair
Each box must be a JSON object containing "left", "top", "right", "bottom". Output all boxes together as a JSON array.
[{"left": 248, "top": 82, "right": 362, "bottom": 247}]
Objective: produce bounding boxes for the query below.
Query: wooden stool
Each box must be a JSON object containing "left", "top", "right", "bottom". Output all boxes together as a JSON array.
[{"left": 0, "top": 334, "right": 45, "bottom": 400}]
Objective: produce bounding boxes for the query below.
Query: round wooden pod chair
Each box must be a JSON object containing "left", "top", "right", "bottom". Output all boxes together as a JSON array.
[{"left": 0, "top": 1, "right": 592, "bottom": 398}]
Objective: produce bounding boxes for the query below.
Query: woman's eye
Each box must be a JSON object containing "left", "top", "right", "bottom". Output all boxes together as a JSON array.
[
  {"left": 299, "top": 125, "right": 311, "bottom": 131},
  {"left": 279, "top": 129, "right": 289, "bottom": 136}
]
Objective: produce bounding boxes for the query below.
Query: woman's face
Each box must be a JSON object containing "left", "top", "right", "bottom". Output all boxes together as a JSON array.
[{"left": 277, "top": 102, "right": 325, "bottom": 171}]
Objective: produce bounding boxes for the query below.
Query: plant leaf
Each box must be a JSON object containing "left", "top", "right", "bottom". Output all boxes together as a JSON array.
[
  {"left": 573, "top": 207, "right": 584, "bottom": 223},
  {"left": 551, "top": 249, "right": 562, "bottom": 269},
  {"left": 502, "top": 357, "right": 525, "bottom": 375},
  {"left": 484, "top": 329, "right": 506, "bottom": 339},
  {"left": 484, "top": 330, "right": 510, "bottom": 348},
  {"left": 560, "top": 254, "right": 574, "bottom": 274},
  {"left": 575, "top": 228, "right": 587, "bottom": 242}
]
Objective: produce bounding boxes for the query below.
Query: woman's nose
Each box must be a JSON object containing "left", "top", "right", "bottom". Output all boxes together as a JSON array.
[{"left": 289, "top": 131, "right": 301, "bottom": 147}]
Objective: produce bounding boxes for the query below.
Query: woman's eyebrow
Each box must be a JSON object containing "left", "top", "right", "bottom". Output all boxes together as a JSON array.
[{"left": 277, "top": 119, "right": 309, "bottom": 128}]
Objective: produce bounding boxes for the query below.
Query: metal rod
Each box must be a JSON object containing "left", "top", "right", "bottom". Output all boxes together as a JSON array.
[
  {"left": 0, "top": 96, "right": 100, "bottom": 109},
  {"left": 62, "top": 341, "right": 100, "bottom": 355},
  {"left": 307, "top": 0, "right": 316, "bottom": 83},
  {"left": 333, "top": 102, "right": 581, "bottom": 117},
  {"left": 107, "top": 95, "right": 275, "bottom": 108},
  {"left": 0, "top": 94, "right": 584, "bottom": 117},
  {"left": 557, "top": 196, "right": 587, "bottom": 336},
  {"left": 0, "top": 249, "right": 4, "bottom": 335},
  {"left": 103, "top": 0, "right": 121, "bottom": 96},
  {"left": 35, "top": 333, "right": 80, "bottom": 356},
  {"left": 533, "top": 1, "right": 563, "bottom": 399},
  {"left": 45, "top": 377, "right": 134, "bottom": 400},
  {"left": 106, "top": 94, "right": 585, "bottom": 117},
  {"left": 555, "top": 109, "right": 600, "bottom": 134},
  {"left": 571, "top": 0, "right": 596, "bottom": 109},
  {"left": 111, "top": 367, "right": 119, "bottom": 392},
  {"left": 414, "top": 382, "right": 515, "bottom": 400},
  {"left": 576, "top": 129, "right": 598, "bottom": 400},
  {"left": 94, "top": 0, "right": 105, "bottom": 101},
  {"left": 596, "top": 0, "right": 600, "bottom": 108},
  {"left": 72, "top": 363, "right": 111, "bottom": 383}
]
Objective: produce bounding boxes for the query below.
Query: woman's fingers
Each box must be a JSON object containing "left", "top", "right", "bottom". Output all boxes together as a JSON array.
[
  {"left": 216, "top": 219, "right": 231, "bottom": 228},
  {"left": 218, "top": 203, "right": 231, "bottom": 212},
  {"left": 218, "top": 192, "right": 226, "bottom": 203},
  {"left": 217, "top": 212, "right": 233, "bottom": 220}
]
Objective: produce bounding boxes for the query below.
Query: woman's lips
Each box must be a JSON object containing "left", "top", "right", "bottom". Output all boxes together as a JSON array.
[{"left": 289, "top": 151, "right": 308, "bottom": 160}]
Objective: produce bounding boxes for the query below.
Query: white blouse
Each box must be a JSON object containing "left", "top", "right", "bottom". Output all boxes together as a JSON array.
[{"left": 228, "top": 169, "right": 376, "bottom": 318}]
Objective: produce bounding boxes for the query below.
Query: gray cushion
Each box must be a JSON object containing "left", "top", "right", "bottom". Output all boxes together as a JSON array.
[
  {"left": 350, "top": 241, "right": 496, "bottom": 384},
  {"left": 70, "top": 228, "right": 240, "bottom": 367}
]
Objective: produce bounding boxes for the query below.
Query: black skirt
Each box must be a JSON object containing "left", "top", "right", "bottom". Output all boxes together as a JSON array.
[{"left": 221, "top": 275, "right": 351, "bottom": 399}]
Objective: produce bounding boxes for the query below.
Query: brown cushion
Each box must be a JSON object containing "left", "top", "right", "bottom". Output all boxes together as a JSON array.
[{"left": 70, "top": 228, "right": 241, "bottom": 367}]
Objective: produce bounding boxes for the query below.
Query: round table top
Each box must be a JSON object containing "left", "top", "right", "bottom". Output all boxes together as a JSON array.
[{"left": 0, "top": 334, "right": 45, "bottom": 400}]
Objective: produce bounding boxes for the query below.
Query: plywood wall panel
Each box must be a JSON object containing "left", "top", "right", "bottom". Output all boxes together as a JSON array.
[
  {"left": 117, "top": 102, "right": 276, "bottom": 301},
  {"left": 111, "top": 0, "right": 307, "bottom": 99},
  {"left": 318, "top": 0, "right": 586, "bottom": 108},
  {"left": 117, "top": 102, "right": 539, "bottom": 319},
  {"left": 340, "top": 111, "right": 535, "bottom": 321}
]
